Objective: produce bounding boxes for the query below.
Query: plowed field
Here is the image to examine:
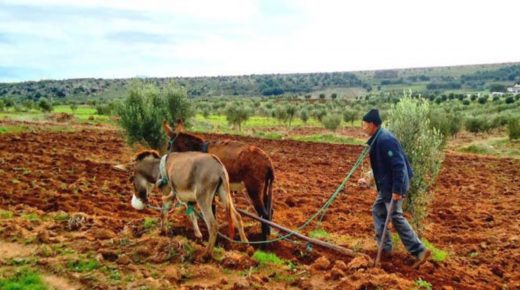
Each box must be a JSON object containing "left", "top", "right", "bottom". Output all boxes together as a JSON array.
[{"left": 0, "top": 122, "right": 518, "bottom": 289}]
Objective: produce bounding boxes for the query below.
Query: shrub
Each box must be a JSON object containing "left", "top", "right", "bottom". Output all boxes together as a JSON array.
[
  {"left": 70, "top": 103, "right": 78, "bottom": 112},
  {"left": 505, "top": 96, "right": 515, "bottom": 104},
  {"left": 116, "top": 83, "right": 168, "bottom": 150},
  {"left": 508, "top": 118, "right": 520, "bottom": 140},
  {"left": 96, "top": 103, "right": 115, "bottom": 115},
  {"left": 299, "top": 109, "right": 309, "bottom": 123},
  {"left": 286, "top": 105, "right": 297, "bottom": 128},
  {"left": 225, "top": 104, "right": 250, "bottom": 131},
  {"left": 387, "top": 97, "right": 444, "bottom": 234},
  {"left": 343, "top": 109, "right": 358, "bottom": 126},
  {"left": 477, "top": 96, "right": 488, "bottom": 104},
  {"left": 464, "top": 117, "right": 491, "bottom": 133},
  {"left": 164, "top": 84, "right": 194, "bottom": 123},
  {"left": 321, "top": 114, "right": 342, "bottom": 132},
  {"left": 274, "top": 106, "right": 288, "bottom": 124},
  {"left": 38, "top": 97, "right": 53, "bottom": 112},
  {"left": 429, "top": 109, "right": 463, "bottom": 143}
]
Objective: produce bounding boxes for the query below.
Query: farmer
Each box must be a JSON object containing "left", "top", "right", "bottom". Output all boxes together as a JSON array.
[{"left": 357, "top": 108, "right": 430, "bottom": 268}]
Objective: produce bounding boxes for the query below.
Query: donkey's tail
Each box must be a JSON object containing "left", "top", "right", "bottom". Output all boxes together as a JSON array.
[{"left": 217, "top": 174, "right": 235, "bottom": 240}]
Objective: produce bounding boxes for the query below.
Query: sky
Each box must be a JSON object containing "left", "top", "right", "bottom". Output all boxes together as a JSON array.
[{"left": 1, "top": 0, "right": 519, "bottom": 82}]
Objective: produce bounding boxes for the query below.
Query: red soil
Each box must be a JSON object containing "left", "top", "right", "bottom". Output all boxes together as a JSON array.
[{"left": 0, "top": 126, "right": 518, "bottom": 289}]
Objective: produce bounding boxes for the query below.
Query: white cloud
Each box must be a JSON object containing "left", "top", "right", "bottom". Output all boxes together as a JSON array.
[{"left": 0, "top": 0, "right": 519, "bottom": 81}]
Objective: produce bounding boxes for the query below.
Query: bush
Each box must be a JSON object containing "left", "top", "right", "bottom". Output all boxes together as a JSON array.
[
  {"left": 96, "top": 103, "right": 115, "bottom": 115},
  {"left": 429, "top": 109, "right": 462, "bottom": 143},
  {"left": 508, "top": 118, "right": 520, "bottom": 140},
  {"left": 164, "top": 84, "right": 194, "bottom": 123},
  {"left": 387, "top": 97, "right": 444, "bottom": 234},
  {"left": 477, "top": 96, "right": 488, "bottom": 104},
  {"left": 343, "top": 109, "right": 358, "bottom": 126},
  {"left": 505, "top": 96, "right": 515, "bottom": 104},
  {"left": 464, "top": 117, "right": 491, "bottom": 133},
  {"left": 225, "top": 104, "right": 250, "bottom": 131},
  {"left": 286, "top": 105, "right": 297, "bottom": 128},
  {"left": 117, "top": 82, "right": 191, "bottom": 150},
  {"left": 38, "top": 97, "right": 53, "bottom": 112},
  {"left": 70, "top": 103, "right": 78, "bottom": 112},
  {"left": 321, "top": 114, "right": 342, "bottom": 132},
  {"left": 299, "top": 109, "right": 309, "bottom": 123}
]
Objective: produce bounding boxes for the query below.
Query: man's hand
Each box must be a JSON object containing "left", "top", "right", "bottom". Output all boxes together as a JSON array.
[
  {"left": 358, "top": 178, "right": 369, "bottom": 188},
  {"left": 392, "top": 193, "right": 403, "bottom": 201}
]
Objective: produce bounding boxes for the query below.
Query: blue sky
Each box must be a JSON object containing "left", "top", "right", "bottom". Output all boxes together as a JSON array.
[{"left": 1, "top": 0, "right": 519, "bottom": 82}]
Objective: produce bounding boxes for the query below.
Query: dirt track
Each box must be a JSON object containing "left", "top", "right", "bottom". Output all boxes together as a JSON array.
[{"left": 0, "top": 125, "right": 518, "bottom": 289}]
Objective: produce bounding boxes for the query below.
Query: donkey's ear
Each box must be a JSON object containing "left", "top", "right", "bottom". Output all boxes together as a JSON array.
[
  {"left": 163, "top": 120, "right": 175, "bottom": 138},
  {"left": 113, "top": 161, "right": 135, "bottom": 172}
]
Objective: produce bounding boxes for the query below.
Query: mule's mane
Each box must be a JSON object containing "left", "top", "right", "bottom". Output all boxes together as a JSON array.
[
  {"left": 134, "top": 150, "right": 160, "bottom": 161},
  {"left": 178, "top": 132, "right": 205, "bottom": 143}
]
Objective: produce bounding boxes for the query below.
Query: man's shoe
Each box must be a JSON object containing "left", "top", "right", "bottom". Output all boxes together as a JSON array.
[{"left": 412, "top": 249, "right": 431, "bottom": 268}]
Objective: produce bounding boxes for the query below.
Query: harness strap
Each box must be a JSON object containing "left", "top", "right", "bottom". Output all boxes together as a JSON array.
[
  {"left": 202, "top": 141, "right": 209, "bottom": 153},
  {"left": 156, "top": 154, "right": 169, "bottom": 187}
]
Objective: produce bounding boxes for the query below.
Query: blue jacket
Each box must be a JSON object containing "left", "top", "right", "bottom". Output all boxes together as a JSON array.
[{"left": 367, "top": 127, "right": 413, "bottom": 202}]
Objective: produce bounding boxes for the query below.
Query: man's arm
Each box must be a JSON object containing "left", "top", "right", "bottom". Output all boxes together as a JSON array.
[{"left": 386, "top": 138, "right": 407, "bottom": 199}]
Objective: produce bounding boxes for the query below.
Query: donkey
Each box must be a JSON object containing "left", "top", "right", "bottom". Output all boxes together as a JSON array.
[
  {"left": 126, "top": 150, "right": 248, "bottom": 258},
  {"left": 163, "top": 120, "right": 275, "bottom": 241}
]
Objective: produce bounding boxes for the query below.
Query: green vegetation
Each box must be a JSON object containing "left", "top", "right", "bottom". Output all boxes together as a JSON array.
[
  {"left": 290, "top": 134, "right": 363, "bottom": 145},
  {"left": 423, "top": 240, "right": 448, "bottom": 262},
  {"left": 22, "top": 213, "right": 41, "bottom": 222},
  {"left": 252, "top": 250, "right": 286, "bottom": 267},
  {"left": 508, "top": 118, "right": 520, "bottom": 140},
  {"left": 415, "top": 278, "right": 433, "bottom": 290},
  {"left": 142, "top": 217, "right": 157, "bottom": 230},
  {"left": 117, "top": 81, "right": 193, "bottom": 150},
  {"left": 0, "top": 210, "right": 14, "bottom": 219},
  {"left": 309, "top": 228, "right": 330, "bottom": 240},
  {"left": 67, "top": 259, "right": 99, "bottom": 272},
  {"left": 0, "top": 269, "right": 47, "bottom": 290},
  {"left": 387, "top": 97, "right": 444, "bottom": 234},
  {"left": 321, "top": 114, "right": 342, "bottom": 132},
  {"left": 458, "top": 138, "right": 520, "bottom": 158}
]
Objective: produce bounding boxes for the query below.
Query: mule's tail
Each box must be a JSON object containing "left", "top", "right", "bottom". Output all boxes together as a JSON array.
[{"left": 264, "top": 167, "right": 274, "bottom": 221}]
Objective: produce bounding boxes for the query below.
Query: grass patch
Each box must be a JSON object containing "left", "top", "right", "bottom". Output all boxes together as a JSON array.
[
  {"left": 67, "top": 259, "right": 99, "bottom": 272},
  {"left": 272, "top": 273, "right": 296, "bottom": 283},
  {"left": 22, "top": 213, "right": 40, "bottom": 222},
  {"left": 253, "top": 131, "right": 284, "bottom": 140},
  {"left": 0, "top": 269, "right": 47, "bottom": 290},
  {"left": 458, "top": 137, "right": 520, "bottom": 158},
  {"left": 415, "top": 278, "right": 433, "bottom": 290},
  {"left": 52, "top": 212, "right": 70, "bottom": 222},
  {"left": 252, "top": 250, "right": 287, "bottom": 267},
  {"left": 0, "top": 210, "right": 13, "bottom": 219},
  {"left": 142, "top": 217, "right": 157, "bottom": 230},
  {"left": 290, "top": 134, "right": 364, "bottom": 145},
  {"left": 423, "top": 240, "right": 448, "bottom": 262},
  {"left": 309, "top": 228, "right": 330, "bottom": 240},
  {"left": 0, "top": 125, "right": 31, "bottom": 134}
]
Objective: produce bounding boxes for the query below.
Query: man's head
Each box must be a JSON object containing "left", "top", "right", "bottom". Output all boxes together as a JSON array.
[{"left": 362, "top": 109, "right": 382, "bottom": 136}]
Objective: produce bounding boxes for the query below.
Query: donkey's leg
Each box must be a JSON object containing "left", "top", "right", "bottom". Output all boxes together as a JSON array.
[
  {"left": 188, "top": 210, "right": 203, "bottom": 239},
  {"left": 198, "top": 192, "right": 218, "bottom": 258}
]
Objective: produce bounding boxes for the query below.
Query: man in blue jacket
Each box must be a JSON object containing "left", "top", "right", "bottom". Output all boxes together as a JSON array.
[{"left": 358, "top": 109, "right": 430, "bottom": 268}]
